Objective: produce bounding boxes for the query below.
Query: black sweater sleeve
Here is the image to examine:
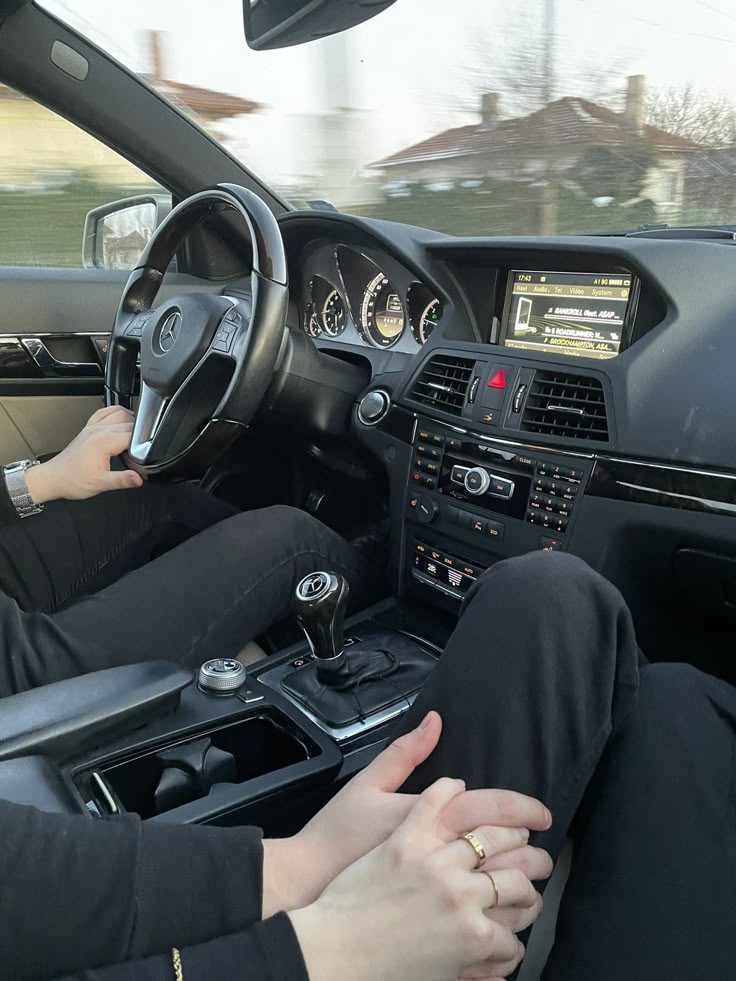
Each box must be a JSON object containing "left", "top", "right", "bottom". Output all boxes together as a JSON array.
[
  {"left": 0, "top": 475, "right": 20, "bottom": 526},
  {"left": 52, "top": 914, "right": 310, "bottom": 981},
  {"left": 0, "top": 798, "right": 296, "bottom": 981}
]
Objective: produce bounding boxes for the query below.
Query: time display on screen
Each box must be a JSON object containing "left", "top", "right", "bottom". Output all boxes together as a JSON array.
[{"left": 502, "top": 271, "right": 633, "bottom": 360}]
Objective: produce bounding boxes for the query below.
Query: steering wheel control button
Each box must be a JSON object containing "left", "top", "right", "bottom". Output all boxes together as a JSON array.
[
  {"left": 358, "top": 389, "right": 391, "bottom": 426},
  {"left": 464, "top": 467, "right": 491, "bottom": 496},
  {"left": 198, "top": 658, "right": 247, "bottom": 694}
]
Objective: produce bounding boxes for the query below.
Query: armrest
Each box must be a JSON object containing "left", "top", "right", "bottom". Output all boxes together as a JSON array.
[{"left": 0, "top": 661, "right": 193, "bottom": 762}]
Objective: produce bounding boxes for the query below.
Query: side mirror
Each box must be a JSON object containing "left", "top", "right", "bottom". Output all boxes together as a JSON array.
[
  {"left": 83, "top": 194, "right": 172, "bottom": 270},
  {"left": 243, "top": 0, "right": 398, "bottom": 50}
]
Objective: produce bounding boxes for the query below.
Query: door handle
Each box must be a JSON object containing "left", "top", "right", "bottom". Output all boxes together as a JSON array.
[{"left": 21, "top": 337, "right": 102, "bottom": 378}]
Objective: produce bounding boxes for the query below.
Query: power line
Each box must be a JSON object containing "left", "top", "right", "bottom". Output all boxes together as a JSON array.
[
  {"left": 631, "top": 14, "right": 736, "bottom": 47},
  {"left": 693, "top": 0, "right": 736, "bottom": 25}
]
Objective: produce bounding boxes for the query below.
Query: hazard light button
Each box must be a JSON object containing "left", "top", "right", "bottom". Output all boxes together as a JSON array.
[{"left": 481, "top": 365, "right": 516, "bottom": 412}]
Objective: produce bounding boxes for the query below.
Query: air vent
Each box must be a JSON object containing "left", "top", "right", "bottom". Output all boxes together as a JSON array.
[
  {"left": 408, "top": 355, "right": 476, "bottom": 416},
  {"left": 521, "top": 370, "right": 609, "bottom": 441}
]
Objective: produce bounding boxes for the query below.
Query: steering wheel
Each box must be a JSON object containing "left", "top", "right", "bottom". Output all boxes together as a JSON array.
[{"left": 105, "top": 184, "right": 288, "bottom": 476}]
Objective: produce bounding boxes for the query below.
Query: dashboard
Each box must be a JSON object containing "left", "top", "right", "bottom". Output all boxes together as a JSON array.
[{"left": 277, "top": 210, "right": 736, "bottom": 683}]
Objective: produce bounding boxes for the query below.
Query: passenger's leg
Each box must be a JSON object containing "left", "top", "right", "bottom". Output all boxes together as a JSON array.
[
  {"left": 395, "top": 551, "right": 641, "bottom": 860},
  {"left": 543, "top": 663, "right": 736, "bottom": 979},
  {"left": 1, "top": 505, "right": 377, "bottom": 696},
  {"left": 0, "top": 482, "right": 235, "bottom": 613}
]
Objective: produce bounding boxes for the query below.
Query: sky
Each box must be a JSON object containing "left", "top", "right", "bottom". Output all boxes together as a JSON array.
[{"left": 41, "top": 0, "right": 736, "bottom": 195}]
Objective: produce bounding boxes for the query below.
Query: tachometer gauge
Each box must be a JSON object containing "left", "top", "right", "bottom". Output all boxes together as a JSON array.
[
  {"left": 303, "top": 302, "right": 322, "bottom": 337},
  {"left": 360, "top": 274, "right": 405, "bottom": 348},
  {"left": 321, "top": 289, "right": 346, "bottom": 337},
  {"left": 407, "top": 282, "right": 442, "bottom": 345}
]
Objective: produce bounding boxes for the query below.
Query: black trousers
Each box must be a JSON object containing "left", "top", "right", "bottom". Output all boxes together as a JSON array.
[
  {"left": 395, "top": 550, "right": 736, "bottom": 979},
  {"left": 0, "top": 483, "right": 374, "bottom": 697}
]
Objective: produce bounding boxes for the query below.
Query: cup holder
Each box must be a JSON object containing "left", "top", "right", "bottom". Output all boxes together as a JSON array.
[{"left": 92, "top": 711, "right": 310, "bottom": 819}]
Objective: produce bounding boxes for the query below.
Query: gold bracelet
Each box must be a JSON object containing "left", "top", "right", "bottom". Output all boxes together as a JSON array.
[{"left": 172, "top": 947, "right": 184, "bottom": 981}]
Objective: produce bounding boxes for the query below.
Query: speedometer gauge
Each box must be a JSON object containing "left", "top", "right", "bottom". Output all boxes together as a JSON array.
[
  {"left": 407, "top": 282, "right": 442, "bottom": 345},
  {"left": 321, "top": 289, "right": 346, "bottom": 337},
  {"left": 359, "top": 274, "right": 405, "bottom": 348}
]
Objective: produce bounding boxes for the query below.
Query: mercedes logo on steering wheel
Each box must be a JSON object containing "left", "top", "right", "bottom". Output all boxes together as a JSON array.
[{"left": 158, "top": 311, "right": 181, "bottom": 353}]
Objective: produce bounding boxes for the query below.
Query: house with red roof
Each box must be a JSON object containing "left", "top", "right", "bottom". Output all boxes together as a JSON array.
[{"left": 369, "top": 77, "right": 697, "bottom": 228}]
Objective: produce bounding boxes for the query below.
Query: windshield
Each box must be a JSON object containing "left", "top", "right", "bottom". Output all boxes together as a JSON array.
[{"left": 43, "top": 0, "right": 736, "bottom": 235}]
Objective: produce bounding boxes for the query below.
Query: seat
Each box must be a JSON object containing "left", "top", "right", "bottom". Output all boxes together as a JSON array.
[{"left": 517, "top": 840, "right": 573, "bottom": 981}]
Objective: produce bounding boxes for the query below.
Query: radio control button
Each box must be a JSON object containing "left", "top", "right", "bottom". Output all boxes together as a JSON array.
[
  {"left": 416, "top": 458, "right": 439, "bottom": 474},
  {"left": 471, "top": 517, "right": 487, "bottom": 534},
  {"left": 540, "top": 535, "right": 563, "bottom": 551},
  {"left": 488, "top": 475, "right": 515, "bottom": 499},
  {"left": 416, "top": 443, "right": 441, "bottom": 460},
  {"left": 465, "top": 467, "right": 491, "bottom": 496},
  {"left": 446, "top": 437, "right": 463, "bottom": 452},
  {"left": 515, "top": 455, "right": 536, "bottom": 470},
  {"left": 487, "top": 520, "right": 505, "bottom": 540}
]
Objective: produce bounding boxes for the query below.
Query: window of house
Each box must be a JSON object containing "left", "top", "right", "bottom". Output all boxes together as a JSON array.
[{"left": 0, "top": 84, "right": 166, "bottom": 268}]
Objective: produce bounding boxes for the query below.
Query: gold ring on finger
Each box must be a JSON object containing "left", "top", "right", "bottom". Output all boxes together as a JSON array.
[
  {"left": 461, "top": 832, "right": 487, "bottom": 869},
  {"left": 480, "top": 870, "right": 500, "bottom": 909}
]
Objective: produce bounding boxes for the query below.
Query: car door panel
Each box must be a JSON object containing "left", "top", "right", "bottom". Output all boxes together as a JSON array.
[{"left": 0, "top": 269, "right": 228, "bottom": 461}]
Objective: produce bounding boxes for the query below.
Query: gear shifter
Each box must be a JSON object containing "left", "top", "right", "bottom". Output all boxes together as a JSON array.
[
  {"left": 295, "top": 571, "right": 350, "bottom": 681},
  {"left": 285, "top": 570, "right": 436, "bottom": 731}
]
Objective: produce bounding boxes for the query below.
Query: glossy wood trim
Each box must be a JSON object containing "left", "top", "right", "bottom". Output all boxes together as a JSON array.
[{"left": 588, "top": 457, "right": 736, "bottom": 517}]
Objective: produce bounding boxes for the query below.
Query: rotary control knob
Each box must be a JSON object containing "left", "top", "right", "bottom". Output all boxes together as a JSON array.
[
  {"left": 464, "top": 467, "right": 490, "bottom": 496},
  {"left": 198, "top": 658, "right": 246, "bottom": 694},
  {"left": 358, "top": 389, "right": 390, "bottom": 425},
  {"left": 410, "top": 493, "right": 439, "bottom": 524}
]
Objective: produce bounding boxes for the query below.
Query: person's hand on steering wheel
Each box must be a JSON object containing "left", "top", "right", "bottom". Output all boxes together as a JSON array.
[{"left": 25, "top": 405, "right": 143, "bottom": 505}]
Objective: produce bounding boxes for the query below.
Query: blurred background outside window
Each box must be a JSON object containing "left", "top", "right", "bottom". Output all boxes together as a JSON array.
[{"left": 6, "top": 0, "right": 736, "bottom": 267}]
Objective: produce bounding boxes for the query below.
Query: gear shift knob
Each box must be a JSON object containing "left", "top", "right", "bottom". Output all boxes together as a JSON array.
[{"left": 295, "top": 571, "right": 350, "bottom": 680}]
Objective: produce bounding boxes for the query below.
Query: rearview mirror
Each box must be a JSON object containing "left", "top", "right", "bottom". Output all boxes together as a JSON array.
[
  {"left": 83, "top": 194, "right": 172, "bottom": 270},
  {"left": 243, "top": 0, "right": 398, "bottom": 50}
]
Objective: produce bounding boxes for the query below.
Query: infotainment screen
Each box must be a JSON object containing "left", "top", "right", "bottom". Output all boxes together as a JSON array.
[{"left": 501, "top": 271, "right": 633, "bottom": 360}]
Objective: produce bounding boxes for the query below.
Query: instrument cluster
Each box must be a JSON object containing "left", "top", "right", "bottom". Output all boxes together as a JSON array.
[{"left": 299, "top": 243, "right": 443, "bottom": 351}]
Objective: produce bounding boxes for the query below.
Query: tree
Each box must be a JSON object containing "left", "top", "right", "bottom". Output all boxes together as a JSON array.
[{"left": 645, "top": 84, "right": 736, "bottom": 146}]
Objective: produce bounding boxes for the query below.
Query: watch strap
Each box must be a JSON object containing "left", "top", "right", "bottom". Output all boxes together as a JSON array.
[{"left": 4, "top": 460, "right": 43, "bottom": 518}]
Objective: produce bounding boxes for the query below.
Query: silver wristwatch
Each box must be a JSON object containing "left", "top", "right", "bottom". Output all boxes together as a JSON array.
[{"left": 3, "top": 459, "right": 43, "bottom": 518}]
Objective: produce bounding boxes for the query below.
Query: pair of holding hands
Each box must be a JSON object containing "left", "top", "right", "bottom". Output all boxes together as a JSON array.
[{"left": 269, "top": 711, "right": 553, "bottom": 981}]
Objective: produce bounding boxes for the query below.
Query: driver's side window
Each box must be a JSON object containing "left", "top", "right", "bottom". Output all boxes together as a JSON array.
[{"left": 0, "top": 84, "right": 169, "bottom": 269}]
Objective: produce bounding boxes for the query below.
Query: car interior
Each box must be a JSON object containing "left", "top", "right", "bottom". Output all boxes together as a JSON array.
[{"left": 1, "top": 0, "right": 736, "bottom": 976}]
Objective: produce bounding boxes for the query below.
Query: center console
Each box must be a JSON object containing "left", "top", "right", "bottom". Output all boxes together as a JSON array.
[
  {"left": 404, "top": 417, "right": 593, "bottom": 605},
  {"left": 0, "top": 577, "right": 440, "bottom": 835}
]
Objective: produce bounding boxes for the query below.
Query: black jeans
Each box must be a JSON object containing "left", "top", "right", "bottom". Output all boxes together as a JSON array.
[
  {"left": 395, "top": 550, "right": 736, "bottom": 979},
  {"left": 0, "top": 483, "right": 375, "bottom": 697}
]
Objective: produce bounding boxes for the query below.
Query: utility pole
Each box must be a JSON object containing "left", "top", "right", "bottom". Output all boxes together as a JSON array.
[
  {"left": 540, "top": 0, "right": 558, "bottom": 235},
  {"left": 542, "top": 0, "right": 555, "bottom": 107}
]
